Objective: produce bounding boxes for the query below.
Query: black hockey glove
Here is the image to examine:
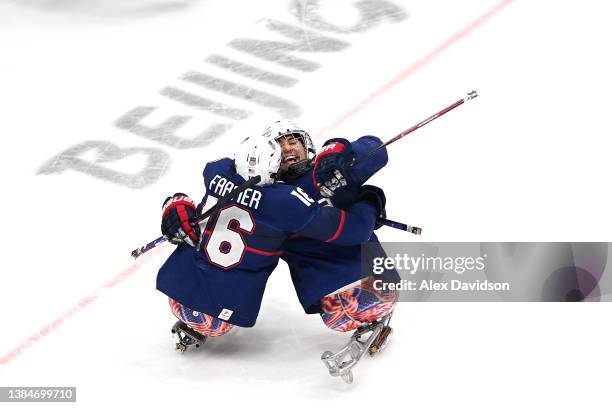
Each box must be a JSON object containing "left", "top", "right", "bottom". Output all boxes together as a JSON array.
[
  {"left": 357, "top": 185, "right": 386, "bottom": 229},
  {"left": 313, "top": 138, "right": 359, "bottom": 209},
  {"left": 161, "top": 193, "right": 201, "bottom": 247}
]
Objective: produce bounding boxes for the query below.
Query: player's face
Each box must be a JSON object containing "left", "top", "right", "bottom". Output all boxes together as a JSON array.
[{"left": 277, "top": 135, "right": 307, "bottom": 172}]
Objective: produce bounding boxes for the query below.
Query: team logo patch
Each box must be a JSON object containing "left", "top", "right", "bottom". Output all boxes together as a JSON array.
[{"left": 218, "top": 308, "right": 234, "bottom": 320}]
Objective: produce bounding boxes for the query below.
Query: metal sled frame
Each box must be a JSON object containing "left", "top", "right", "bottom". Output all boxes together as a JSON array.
[
  {"left": 321, "top": 314, "right": 393, "bottom": 384},
  {"left": 171, "top": 321, "right": 207, "bottom": 352}
]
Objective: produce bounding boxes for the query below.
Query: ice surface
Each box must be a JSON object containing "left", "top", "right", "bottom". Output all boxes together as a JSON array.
[{"left": 1, "top": 1, "right": 611, "bottom": 406}]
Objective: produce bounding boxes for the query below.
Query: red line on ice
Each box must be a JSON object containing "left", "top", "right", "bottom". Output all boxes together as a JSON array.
[
  {"left": 0, "top": 249, "right": 164, "bottom": 366},
  {"left": 0, "top": 0, "right": 514, "bottom": 367},
  {"left": 315, "top": 0, "right": 515, "bottom": 140}
]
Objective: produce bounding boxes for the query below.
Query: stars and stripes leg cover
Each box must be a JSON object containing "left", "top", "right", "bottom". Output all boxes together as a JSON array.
[
  {"left": 169, "top": 298, "right": 234, "bottom": 337},
  {"left": 320, "top": 278, "right": 398, "bottom": 332}
]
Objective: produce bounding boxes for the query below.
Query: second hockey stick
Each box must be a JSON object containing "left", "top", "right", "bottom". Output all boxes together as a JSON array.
[
  {"left": 378, "top": 218, "right": 422, "bottom": 235},
  {"left": 349, "top": 90, "right": 478, "bottom": 167},
  {"left": 131, "top": 175, "right": 262, "bottom": 259},
  {"left": 345, "top": 91, "right": 478, "bottom": 235}
]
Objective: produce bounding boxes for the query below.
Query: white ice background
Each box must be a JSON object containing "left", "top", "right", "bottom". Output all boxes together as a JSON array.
[{"left": 1, "top": 0, "right": 611, "bottom": 407}]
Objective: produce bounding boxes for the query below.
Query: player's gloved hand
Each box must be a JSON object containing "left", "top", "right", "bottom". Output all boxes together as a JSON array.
[
  {"left": 161, "top": 193, "right": 201, "bottom": 247},
  {"left": 357, "top": 185, "right": 386, "bottom": 229},
  {"left": 313, "top": 138, "right": 359, "bottom": 209}
]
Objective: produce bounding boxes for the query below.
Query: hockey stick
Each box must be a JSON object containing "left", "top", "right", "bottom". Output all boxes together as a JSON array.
[
  {"left": 130, "top": 175, "right": 262, "bottom": 259},
  {"left": 349, "top": 90, "right": 478, "bottom": 167},
  {"left": 134, "top": 88, "right": 461, "bottom": 259},
  {"left": 345, "top": 92, "right": 478, "bottom": 234},
  {"left": 378, "top": 218, "right": 422, "bottom": 235}
]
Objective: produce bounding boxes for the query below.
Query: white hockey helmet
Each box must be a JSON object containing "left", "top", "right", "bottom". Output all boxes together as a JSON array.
[
  {"left": 234, "top": 133, "right": 282, "bottom": 186},
  {"left": 262, "top": 120, "right": 316, "bottom": 179},
  {"left": 263, "top": 120, "right": 316, "bottom": 160}
]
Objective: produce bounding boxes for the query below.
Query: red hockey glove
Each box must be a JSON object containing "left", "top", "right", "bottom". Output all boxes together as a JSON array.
[
  {"left": 161, "top": 193, "right": 201, "bottom": 247},
  {"left": 313, "top": 138, "right": 359, "bottom": 209}
]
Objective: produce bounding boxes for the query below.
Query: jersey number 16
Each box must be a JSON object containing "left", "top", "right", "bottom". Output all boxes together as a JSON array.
[{"left": 199, "top": 196, "right": 254, "bottom": 269}]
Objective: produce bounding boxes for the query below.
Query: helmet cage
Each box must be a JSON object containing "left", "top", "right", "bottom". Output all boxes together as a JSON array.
[{"left": 263, "top": 120, "right": 316, "bottom": 179}]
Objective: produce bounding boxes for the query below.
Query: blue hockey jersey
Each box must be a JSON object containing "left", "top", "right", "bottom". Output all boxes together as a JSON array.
[
  {"left": 281, "top": 136, "right": 394, "bottom": 312},
  {"left": 157, "top": 158, "right": 380, "bottom": 327}
]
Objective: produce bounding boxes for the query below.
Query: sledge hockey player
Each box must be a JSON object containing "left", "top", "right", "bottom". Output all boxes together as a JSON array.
[
  {"left": 268, "top": 120, "right": 399, "bottom": 383},
  {"left": 156, "top": 131, "right": 387, "bottom": 357}
]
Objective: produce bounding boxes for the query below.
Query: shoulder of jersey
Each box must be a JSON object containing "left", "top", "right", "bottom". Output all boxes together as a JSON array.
[{"left": 204, "top": 157, "right": 233, "bottom": 176}]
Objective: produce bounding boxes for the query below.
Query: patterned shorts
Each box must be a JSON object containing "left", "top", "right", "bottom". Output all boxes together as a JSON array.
[
  {"left": 320, "top": 278, "right": 398, "bottom": 332},
  {"left": 169, "top": 298, "right": 234, "bottom": 337}
]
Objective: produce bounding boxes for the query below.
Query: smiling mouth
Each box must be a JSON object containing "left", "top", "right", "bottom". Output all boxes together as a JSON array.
[{"left": 282, "top": 155, "right": 298, "bottom": 165}]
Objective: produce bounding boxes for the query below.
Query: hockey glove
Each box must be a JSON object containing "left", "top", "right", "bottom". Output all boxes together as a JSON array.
[
  {"left": 161, "top": 193, "right": 201, "bottom": 247},
  {"left": 313, "top": 138, "right": 359, "bottom": 209},
  {"left": 357, "top": 185, "right": 386, "bottom": 229}
]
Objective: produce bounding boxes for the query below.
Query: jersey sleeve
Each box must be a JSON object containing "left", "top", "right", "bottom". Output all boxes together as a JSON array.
[
  {"left": 297, "top": 201, "right": 377, "bottom": 246},
  {"left": 349, "top": 136, "right": 388, "bottom": 184},
  {"left": 271, "top": 186, "right": 377, "bottom": 246}
]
